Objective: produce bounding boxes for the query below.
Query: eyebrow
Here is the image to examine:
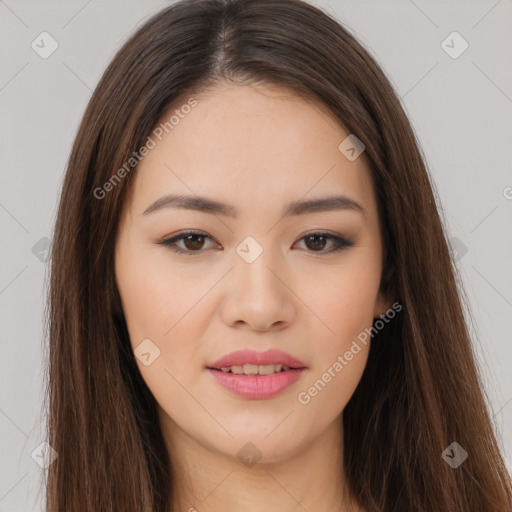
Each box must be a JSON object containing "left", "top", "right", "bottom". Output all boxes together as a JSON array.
[{"left": 142, "top": 193, "right": 366, "bottom": 218}]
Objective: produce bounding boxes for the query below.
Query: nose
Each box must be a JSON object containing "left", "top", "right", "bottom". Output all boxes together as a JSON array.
[{"left": 220, "top": 254, "right": 296, "bottom": 332}]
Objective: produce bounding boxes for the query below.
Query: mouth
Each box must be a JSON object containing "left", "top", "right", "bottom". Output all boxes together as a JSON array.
[
  {"left": 207, "top": 348, "right": 307, "bottom": 373},
  {"left": 206, "top": 363, "right": 301, "bottom": 376},
  {"left": 206, "top": 349, "right": 307, "bottom": 399}
]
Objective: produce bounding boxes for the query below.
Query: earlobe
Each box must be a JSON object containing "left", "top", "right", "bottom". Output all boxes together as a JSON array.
[{"left": 373, "top": 290, "right": 394, "bottom": 319}]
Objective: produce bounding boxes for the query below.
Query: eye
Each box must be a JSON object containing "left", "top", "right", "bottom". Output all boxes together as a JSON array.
[
  {"left": 157, "top": 230, "right": 218, "bottom": 256},
  {"left": 157, "top": 230, "right": 354, "bottom": 256},
  {"left": 294, "top": 232, "right": 354, "bottom": 254}
]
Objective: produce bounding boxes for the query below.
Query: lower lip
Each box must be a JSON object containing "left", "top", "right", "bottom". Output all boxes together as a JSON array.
[{"left": 207, "top": 368, "right": 306, "bottom": 399}]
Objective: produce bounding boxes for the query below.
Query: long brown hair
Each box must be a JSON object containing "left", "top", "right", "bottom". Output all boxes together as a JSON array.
[{"left": 44, "top": 0, "right": 512, "bottom": 510}]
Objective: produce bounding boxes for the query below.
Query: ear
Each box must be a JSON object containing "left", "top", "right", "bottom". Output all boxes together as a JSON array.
[
  {"left": 373, "top": 256, "right": 396, "bottom": 318},
  {"left": 373, "top": 265, "right": 395, "bottom": 318},
  {"left": 373, "top": 289, "right": 393, "bottom": 319}
]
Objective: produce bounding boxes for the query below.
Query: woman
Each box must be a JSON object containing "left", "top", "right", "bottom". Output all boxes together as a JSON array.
[{"left": 44, "top": 0, "right": 512, "bottom": 510}]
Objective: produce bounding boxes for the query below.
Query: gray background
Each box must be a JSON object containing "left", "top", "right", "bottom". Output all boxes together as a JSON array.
[{"left": 1, "top": 0, "right": 511, "bottom": 510}]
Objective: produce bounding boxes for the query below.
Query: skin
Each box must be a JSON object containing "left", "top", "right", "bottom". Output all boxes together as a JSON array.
[{"left": 114, "top": 81, "right": 391, "bottom": 512}]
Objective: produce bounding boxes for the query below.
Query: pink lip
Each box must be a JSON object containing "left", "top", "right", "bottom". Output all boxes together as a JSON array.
[
  {"left": 206, "top": 349, "right": 308, "bottom": 399},
  {"left": 207, "top": 349, "right": 307, "bottom": 370},
  {"left": 207, "top": 368, "right": 306, "bottom": 399}
]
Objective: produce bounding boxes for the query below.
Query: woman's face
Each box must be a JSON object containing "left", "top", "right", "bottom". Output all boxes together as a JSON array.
[{"left": 115, "top": 82, "right": 390, "bottom": 463}]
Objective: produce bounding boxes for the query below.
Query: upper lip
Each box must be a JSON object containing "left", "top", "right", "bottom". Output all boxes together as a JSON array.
[{"left": 207, "top": 349, "right": 307, "bottom": 370}]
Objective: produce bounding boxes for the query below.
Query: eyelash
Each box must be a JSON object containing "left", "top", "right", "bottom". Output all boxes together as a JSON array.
[{"left": 157, "top": 230, "right": 354, "bottom": 256}]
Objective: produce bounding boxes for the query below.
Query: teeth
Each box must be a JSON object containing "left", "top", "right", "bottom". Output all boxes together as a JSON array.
[
  {"left": 258, "top": 364, "right": 280, "bottom": 375},
  {"left": 219, "top": 364, "right": 292, "bottom": 375}
]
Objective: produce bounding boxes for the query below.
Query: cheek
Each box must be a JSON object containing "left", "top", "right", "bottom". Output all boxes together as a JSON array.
[
  {"left": 294, "top": 257, "right": 379, "bottom": 410},
  {"left": 115, "top": 245, "right": 214, "bottom": 400},
  {"left": 116, "top": 245, "right": 205, "bottom": 344},
  {"left": 295, "top": 286, "right": 372, "bottom": 419},
  {"left": 115, "top": 250, "right": 210, "bottom": 421},
  {"left": 302, "top": 257, "right": 380, "bottom": 348}
]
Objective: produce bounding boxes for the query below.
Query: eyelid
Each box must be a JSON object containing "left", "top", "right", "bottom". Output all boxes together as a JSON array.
[{"left": 157, "top": 229, "right": 354, "bottom": 256}]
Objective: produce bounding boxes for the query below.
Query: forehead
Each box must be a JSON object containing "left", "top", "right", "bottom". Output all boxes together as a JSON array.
[{"left": 126, "top": 82, "right": 377, "bottom": 221}]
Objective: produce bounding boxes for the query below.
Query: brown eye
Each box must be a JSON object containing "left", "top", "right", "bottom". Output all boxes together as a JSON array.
[
  {"left": 159, "top": 230, "right": 353, "bottom": 256},
  {"left": 181, "top": 233, "right": 207, "bottom": 251},
  {"left": 158, "top": 231, "right": 218, "bottom": 256},
  {"left": 296, "top": 232, "right": 354, "bottom": 254},
  {"left": 304, "top": 234, "right": 328, "bottom": 251}
]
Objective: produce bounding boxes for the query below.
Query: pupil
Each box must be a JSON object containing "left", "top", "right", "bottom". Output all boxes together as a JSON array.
[
  {"left": 184, "top": 234, "right": 204, "bottom": 250},
  {"left": 306, "top": 235, "right": 326, "bottom": 251}
]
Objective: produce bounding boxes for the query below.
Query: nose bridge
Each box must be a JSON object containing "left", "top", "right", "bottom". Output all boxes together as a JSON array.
[
  {"left": 234, "top": 238, "right": 284, "bottom": 297},
  {"left": 221, "top": 237, "right": 294, "bottom": 330}
]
